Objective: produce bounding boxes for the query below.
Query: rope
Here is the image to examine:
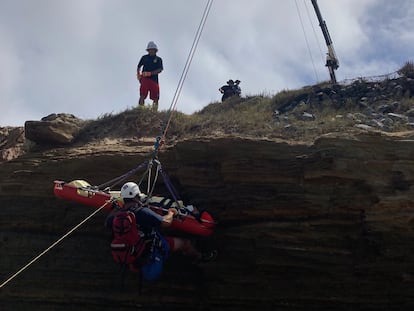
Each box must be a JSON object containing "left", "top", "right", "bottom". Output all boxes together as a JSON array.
[
  {"left": 153, "top": 0, "right": 214, "bottom": 158},
  {"left": 294, "top": 0, "right": 319, "bottom": 82},
  {"left": 147, "top": 161, "right": 152, "bottom": 194},
  {"left": 0, "top": 200, "right": 111, "bottom": 289},
  {"left": 97, "top": 161, "right": 148, "bottom": 190},
  {"left": 159, "top": 165, "right": 181, "bottom": 203},
  {"left": 146, "top": 161, "right": 160, "bottom": 203},
  {"left": 137, "top": 163, "right": 151, "bottom": 189},
  {"left": 303, "top": 0, "right": 325, "bottom": 66},
  {"left": 140, "top": 160, "right": 181, "bottom": 210}
]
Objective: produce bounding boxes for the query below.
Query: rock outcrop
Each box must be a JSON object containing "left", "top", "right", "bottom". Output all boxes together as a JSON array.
[
  {"left": 0, "top": 127, "right": 26, "bottom": 161},
  {"left": 276, "top": 77, "right": 414, "bottom": 132},
  {"left": 1, "top": 131, "right": 414, "bottom": 310},
  {"left": 24, "top": 113, "right": 83, "bottom": 145}
]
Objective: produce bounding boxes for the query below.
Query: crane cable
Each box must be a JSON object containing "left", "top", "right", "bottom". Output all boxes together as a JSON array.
[
  {"left": 153, "top": 0, "right": 213, "bottom": 158},
  {"left": 0, "top": 200, "right": 111, "bottom": 289},
  {"left": 303, "top": 0, "right": 325, "bottom": 68},
  {"left": 294, "top": 0, "right": 319, "bottom": 82}
]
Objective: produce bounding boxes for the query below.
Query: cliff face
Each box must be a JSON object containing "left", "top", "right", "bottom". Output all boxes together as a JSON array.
[{"left": 1, "top": 132, "right": 414, "bottom": 310}]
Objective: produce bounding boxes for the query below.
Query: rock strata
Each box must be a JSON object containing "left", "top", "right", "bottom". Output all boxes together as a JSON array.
[
  {"left": 1, "top": 132, "right": 414, "bottom": 310},
  {"left": 0, "top": 127, "right": 25, "bottom": 161},
  {"left": 24, "top": 113, "right": 83, "bottom": 145}
]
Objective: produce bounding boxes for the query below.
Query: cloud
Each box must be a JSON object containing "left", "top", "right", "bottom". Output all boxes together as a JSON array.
[
  {"left": 0, "top": 0, "right": 107, "bottom": 124},
  {"left": 0, "top": 0, "right": 413, "bottom": 126},
  {"left": 0, "top": 27, "right": 26, "bottom": 123}
]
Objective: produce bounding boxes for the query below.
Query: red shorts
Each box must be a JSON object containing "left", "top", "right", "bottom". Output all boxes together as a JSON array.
[{"left": 140, "top": 77, "right": 160, "bottom": 101}]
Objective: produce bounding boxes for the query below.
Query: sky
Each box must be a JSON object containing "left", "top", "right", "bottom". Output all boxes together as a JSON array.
[{"left": 1, "top": 0, "right": 414, "bottom": 126}]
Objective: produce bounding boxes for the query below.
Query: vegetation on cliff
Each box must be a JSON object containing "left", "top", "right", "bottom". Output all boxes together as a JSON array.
[{"left": 76, "top": 71, "right": 414, "bottom": 146}]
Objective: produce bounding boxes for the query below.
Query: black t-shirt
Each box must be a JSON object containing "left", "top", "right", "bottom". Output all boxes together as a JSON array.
[
  {"left": 137, "top": 54, "right": 163, "bottom": 83},
  {"left": 220, "top": 85, "right": 235, "bottom": 96}
]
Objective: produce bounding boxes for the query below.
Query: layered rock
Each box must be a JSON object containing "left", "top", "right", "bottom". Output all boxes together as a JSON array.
[
  {"left": 24, "top": 113, "right": 83, "bottom": 145},
  {"left": 1, "top": 132, "right": 414, "bottom": 310},
  {"left": 0, "top": 127, "right": 26, "bottom": 161}
]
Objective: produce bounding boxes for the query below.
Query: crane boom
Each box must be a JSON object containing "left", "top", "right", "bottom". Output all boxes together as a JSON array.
[{"left": 311, "top": 0, "right": 339, "bottom": 84}]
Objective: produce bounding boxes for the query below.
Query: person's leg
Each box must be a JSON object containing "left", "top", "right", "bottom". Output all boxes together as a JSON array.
[
  {"left": 139, "top": 96, "right": 146, "bottom": 106},
  {"left": 139, "top": 78, "right": 149, "bottom": 106},
  {"left": 152, "top": 100, "right": 158, "bottom": 111},
  {"left": 167, "top": 237, "right": 217, "bottom": 262},
  {"left": 149, "top": 80, "right": 160, "bottom": 111},
  {"left": 169, "top": 237, "right": 201, "bottom": 258},
  {"left": 139, "top": 96, "right": 145, "bottom": 106}
]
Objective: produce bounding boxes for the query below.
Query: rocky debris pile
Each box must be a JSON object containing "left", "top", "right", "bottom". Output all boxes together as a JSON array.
[
  {"left": 0, "top": 127, "right": 26, "bottom": 162},
  {"left": 275, "top": 76, "right": 414, "bottom": 131},
  {"left": 24, "top": 113, "right": 84, "bottom": 145}
]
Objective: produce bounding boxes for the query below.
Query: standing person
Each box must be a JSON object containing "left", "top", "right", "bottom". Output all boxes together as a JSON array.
[
  {"left": 219, "top": 79, "right": 236, "bottom": 102},
  {"left": 137, "top": 41, "right": 163, "bottom": 111},
  {"left": 106, "top": 182, "right": 217, "bottom": 281},
  {"left": 233, "top": 80, "right": 241, "bottom": 97}
]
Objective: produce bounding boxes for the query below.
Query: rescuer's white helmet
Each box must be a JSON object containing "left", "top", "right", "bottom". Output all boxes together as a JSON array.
[{"left": 120, "top": 182, "right": 141, "bottom": 199}]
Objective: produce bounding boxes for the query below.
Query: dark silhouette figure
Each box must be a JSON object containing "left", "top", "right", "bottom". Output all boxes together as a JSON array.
[{"left": 219, "top": 79, "right": 241, "bottom": 102}]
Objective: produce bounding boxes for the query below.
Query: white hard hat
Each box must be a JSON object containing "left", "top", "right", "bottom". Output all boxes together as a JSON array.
[
  {"left": 146, "top": 41, "right": 158, "bottom": 50},
  {"left": 120, "top": 182, "right": 141, "bottom": 199}
]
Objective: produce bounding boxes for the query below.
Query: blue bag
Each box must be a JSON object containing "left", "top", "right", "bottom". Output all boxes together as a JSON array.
[{"left": 141, "top": 235, "right": 169, "bottom": 281}]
